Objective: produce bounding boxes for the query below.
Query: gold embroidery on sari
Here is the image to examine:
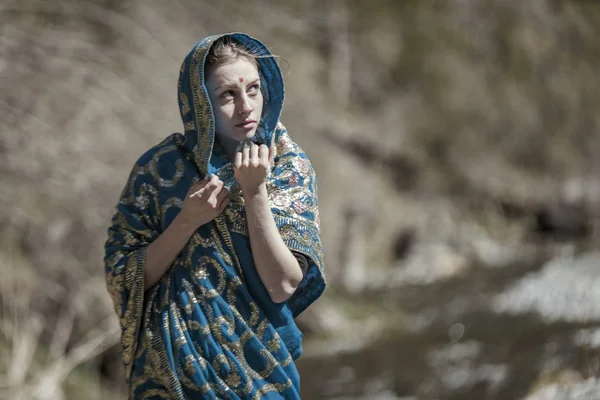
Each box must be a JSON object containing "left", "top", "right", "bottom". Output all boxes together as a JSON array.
[{"left": 180, "top": 92, "right": 190, "bottom": 115}]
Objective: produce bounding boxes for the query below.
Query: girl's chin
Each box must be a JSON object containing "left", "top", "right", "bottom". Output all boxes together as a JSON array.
[
  {"left": 216, "top": 129, "right": 257, "bottom": 143},
  {"left": 233, "top": 131, "right": 257, "bottom": 141}
]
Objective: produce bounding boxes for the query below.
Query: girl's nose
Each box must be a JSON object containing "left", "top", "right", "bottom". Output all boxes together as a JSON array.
[{"left": 239, "top": 94, "right": 253, "bottom": 115}]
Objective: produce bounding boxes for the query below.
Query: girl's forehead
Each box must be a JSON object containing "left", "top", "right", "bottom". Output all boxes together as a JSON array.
[{"left": 209, "top": 59, "right": 259, "bottom": 81}]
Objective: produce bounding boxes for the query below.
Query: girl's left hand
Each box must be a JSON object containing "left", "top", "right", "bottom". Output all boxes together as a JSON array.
[{"left": 234, "top": 141, "right": 276, "bottom": 194}]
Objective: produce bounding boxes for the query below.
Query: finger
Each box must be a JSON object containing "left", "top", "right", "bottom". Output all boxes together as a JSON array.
[
  {"left": 216, "top": 189, "right": 228, "bottom": 208},
  {"left": 204, "top": 174, "right": 219, "bottom": 190},
  {"left": 190, "top": 183, "right": 209, "bottom": 197},
  {"left": 259, "top": 144, "right": 269, "bottom": 164},
  {"left": 216, "top": 188, "right": 228, "bottom": 202},
  {"left": 190, "top": 187, "right": 206, "bottom": 198},
  {"left": 217, "top": 196, "right": 230, "bottom": 213},
  {"left": 188, "top": 180, "right": 208, "bottom": 195},
  {"left": 242, "top": 145, "right": 250, "bottom": 167},
  {"left": 269, "top": 139, "right": 276, "bottom": 165},
  {"left": 236, "top": 140, "right": 248, "bottom": 154},
  {"left": 207, "top": 180, "right": 224, "bottom": 206},
  {"left": 191, "top": 175, "right": 218, "bottom": 197},
  {"left": 249, "top": 144, "right": 259, "bottom": 166},
  {"left": 234, "top": 151, "right": 242, "bottom": 169},
  {"left": 207, "top": 178, "right": 223, "bottom": 196}
]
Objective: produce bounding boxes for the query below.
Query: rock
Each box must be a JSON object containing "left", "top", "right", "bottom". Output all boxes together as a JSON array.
[
  {"left": 390, "top": 242, "right": 470, "bottom": 286},
  {"left": 573, "top": 328, "right": 600, "bottom": 349},
  {"left": 492, "top": 252, "right": 600, "bottom": 322},
  {"left": 524, "top": 378, "right": 600, "bottom": 400},
  {"left": 295, "top": 301, "right": 352, "bottom": 335},
  {"left": 425, "top": 341, "right": 508, "bottom": 393},
  {"left": 392, "top": 228, "right": 416, "bottom": 262},
  {"left": 533, "top": 204, "right": 591, "bottom": 240},
  {"left": 469, "top": 233, "right": 535, "bottom": 269}
]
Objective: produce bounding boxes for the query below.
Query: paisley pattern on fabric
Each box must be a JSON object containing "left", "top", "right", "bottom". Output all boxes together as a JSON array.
[{"left": 104, "top": 32, "right": 325, "bottom": 399}]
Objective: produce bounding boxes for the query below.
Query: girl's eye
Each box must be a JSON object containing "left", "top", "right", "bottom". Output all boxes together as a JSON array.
[
  {"left": 248, "top": 84, "right": 260, "bottom": 93},
  {"left": 221, "top": 90, "right": 234, "bottom": 99}
]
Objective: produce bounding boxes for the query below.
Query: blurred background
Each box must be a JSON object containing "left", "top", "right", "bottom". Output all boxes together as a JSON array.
[{"left": 1, "top": 0, "right": 600, "bottom": 399}]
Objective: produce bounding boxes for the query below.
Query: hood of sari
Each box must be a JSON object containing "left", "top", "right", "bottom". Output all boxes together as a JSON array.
[{"left": 177, "top": 32, "right": 284, "bottom": 179}]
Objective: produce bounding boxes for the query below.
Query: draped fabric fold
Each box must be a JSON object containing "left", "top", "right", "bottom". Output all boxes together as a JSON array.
[{"left": 104, "top": 32, "right": 325, "bottom": 399}]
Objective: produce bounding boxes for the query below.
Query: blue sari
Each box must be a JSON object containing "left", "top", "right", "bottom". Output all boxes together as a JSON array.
[{"left": 104, "top": 33, "right": 326, "bottom": 399}]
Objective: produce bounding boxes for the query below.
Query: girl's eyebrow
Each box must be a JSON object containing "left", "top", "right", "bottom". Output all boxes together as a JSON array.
[
  {"left": 215, "top": 82, "right": 237, "bottom": 92},
  {"left": 215, "top": 78, "right": 261, "bottom": 92}
]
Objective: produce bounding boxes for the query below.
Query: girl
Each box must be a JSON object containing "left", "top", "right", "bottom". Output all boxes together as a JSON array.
[{"left": 104, "top": 33, "right": 325, "bottom": 399}]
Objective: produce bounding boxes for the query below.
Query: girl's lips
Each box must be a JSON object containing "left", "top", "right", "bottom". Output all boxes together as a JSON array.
[{"left": 236, "top": 121, "right": 256, "bottom": 129}]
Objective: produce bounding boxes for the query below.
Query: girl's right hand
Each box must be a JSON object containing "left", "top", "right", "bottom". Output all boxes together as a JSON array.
[{"left": 178, "top": 175, "right": 229, "bottom": 230}]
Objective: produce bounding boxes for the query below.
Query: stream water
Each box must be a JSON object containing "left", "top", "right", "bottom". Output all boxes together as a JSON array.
[{"left": 297, "top": 250, "right": 600, "bottom": 399}]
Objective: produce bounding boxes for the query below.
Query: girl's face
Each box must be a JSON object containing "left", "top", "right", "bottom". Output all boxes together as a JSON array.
[{"left": 206, "top": 58, "right": 263, "bottom": 142}]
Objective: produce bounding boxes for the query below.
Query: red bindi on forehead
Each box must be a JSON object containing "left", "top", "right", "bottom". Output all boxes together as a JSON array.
[{"left": 239, "top": 77, "right": 244, "bottom": 83}]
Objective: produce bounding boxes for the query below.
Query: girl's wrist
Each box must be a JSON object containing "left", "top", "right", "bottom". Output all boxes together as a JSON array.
[
  {"left": 242, "top": 182, "right": 268, "bottom": 199},
  {"left": 174, "top": 213, "right": 200, "bottom": 236}
]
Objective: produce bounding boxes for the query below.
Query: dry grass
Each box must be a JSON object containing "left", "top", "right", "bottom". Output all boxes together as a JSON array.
[{"left": 0, "top": 244, "right": 120, "bottom": 399}]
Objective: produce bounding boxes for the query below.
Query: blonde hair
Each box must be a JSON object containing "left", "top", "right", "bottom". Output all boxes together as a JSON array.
[{"left": 204, "top": 37, "right": 261, "bottom": 78}]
